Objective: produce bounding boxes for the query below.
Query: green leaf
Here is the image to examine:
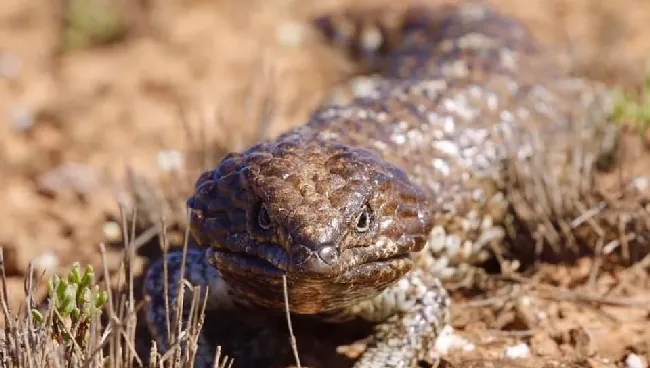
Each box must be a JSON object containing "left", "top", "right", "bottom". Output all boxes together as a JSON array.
[
  {"left": 96, "top": 289, "right": 108, "bottom": 309},
  {"left": 57, "top": 282, "right": 77, "bottom": 317},
  {"left": 55, "top": 279, "right": 69, "bottom": 304},
  {"left": 47, "top": 276, "right": 58, "bottom": 300},
  {"left": 80, "top": 265, "right": 94, "bottom": 290},
  {"left": 71, "top": 307, "right": 81, "bottom": 321},
  {"left": 68, "top": 262, "right": 81, "bottom": 284},
  {"left": 31, "top": 309, "right": 44, "bottom": 324}
]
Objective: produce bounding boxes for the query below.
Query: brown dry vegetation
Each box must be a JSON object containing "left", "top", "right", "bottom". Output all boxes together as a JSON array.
[{"left": 1, "top": 0, "right": 650, "bottom": 367}]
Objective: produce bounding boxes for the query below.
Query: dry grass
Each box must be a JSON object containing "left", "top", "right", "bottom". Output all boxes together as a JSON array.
[
  {"left": 0, "top": 211, "right": 233, "bottom": 368},
  {"left": 0, "top": 45, "right": 292, "bottom": 368},
  {"left": 2, "top": 1, "right": 650, "bottom": 367}
]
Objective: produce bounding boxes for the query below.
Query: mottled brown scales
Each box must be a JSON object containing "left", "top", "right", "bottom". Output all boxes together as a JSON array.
[{"left": 143, "top": 2, "right": 649, "bottom": 368}]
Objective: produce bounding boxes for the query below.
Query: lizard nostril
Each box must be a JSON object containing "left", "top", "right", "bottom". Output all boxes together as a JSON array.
[
  {"left": 289, "top": 244, "right": 339, "bottom": 270},
  {"left": 317, "top": 245, "right": 339, "bottom": 265},
  {"left": 290, "top": 244, "right": 313, "bottom": 266}
]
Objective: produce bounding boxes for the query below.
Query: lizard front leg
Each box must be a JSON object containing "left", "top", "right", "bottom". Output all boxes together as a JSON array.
[
  {"left": 143, "top": 248, "right": 294, "bottom": 368},
  {"left": 338, "top": 269, "right": 451, "bottom": 368},
  {"left": 143, "top": 248, "right": 231, "bottom": 367}
]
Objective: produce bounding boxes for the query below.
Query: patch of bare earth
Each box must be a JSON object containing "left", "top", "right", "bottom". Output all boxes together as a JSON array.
[{"left": 1, "top": 0, "right": 649, "bottom": 366}]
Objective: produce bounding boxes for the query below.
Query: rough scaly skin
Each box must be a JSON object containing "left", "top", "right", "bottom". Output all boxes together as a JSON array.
[{"left": 144, "top": 2, "right": 649, "bottom": 367}]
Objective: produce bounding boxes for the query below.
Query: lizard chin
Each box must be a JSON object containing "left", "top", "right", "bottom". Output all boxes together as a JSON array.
[{"left": 207, "top": 246, "right": 414, "bottom": 314}]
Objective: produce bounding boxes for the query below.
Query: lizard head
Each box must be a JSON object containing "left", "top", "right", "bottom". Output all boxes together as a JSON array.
[{"left": 187, "top": 132, "right": 433, "bottom": 314}]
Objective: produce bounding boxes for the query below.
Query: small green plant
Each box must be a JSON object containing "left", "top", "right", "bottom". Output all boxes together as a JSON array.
[
  {"left": 61, "top": 0, "right": 128, "bottom": 51},
  {"left": 612, "top": 64, "right": 650, "bottom": 138},
  {"left": 31, "top": 262, "right": 108, "bottom": 362}
]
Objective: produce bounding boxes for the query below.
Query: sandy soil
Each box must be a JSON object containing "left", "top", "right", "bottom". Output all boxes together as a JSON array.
[{"left": 1, "top": 0, "right": 650, "bottom": 366}]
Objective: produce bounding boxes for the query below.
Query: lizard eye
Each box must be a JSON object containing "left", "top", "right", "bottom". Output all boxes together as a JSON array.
[
  {"left": 355, "top": 205, "right": 373, "bottom": 233},
  {"left": 257, "top": 203, "right": 272, "bottom": 230}
]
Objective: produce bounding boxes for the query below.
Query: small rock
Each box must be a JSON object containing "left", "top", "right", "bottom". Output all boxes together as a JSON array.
[
  {"left": 32, "top": 251, "right": 59, "bottom": 273},
  {"left": 349, "top": 76, "right": 380, "bottom": 98},
  {"left": 434, "top": 325, "right": 475, "bottom": 355},
  {"left": 514, "top": 294, "right": 539, "bottom": 329},
  {"left": 626, "top": 353, "right": 647, "bottom": 368},
  {"left": 503, "top": 343, "right": 530, "bottom": 359},
  {"left": 157, "top": 149, "right": 184, "bottom": 172},
  {"left": 10, "top": 106, "right": 34, "bottom": 132},
  {"left": 359, "top": 26, "right": 383, "bottom": 53},
  {"left": 103, "top": 221, "right": 122, "bottom": 242},
  {"left": 37, "top": 163, "right": 99, "bottom": 197},
  {"left": 276, "top": 21, "right": 306, "bottom": 48},
  {"left": 630, "top": 176, "right": 649, "bottom": 193}
]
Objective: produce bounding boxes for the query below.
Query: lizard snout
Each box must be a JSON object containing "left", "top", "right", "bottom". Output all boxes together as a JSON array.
[{"left": 289, "top": 243, "right": 340, "bottom": 276}]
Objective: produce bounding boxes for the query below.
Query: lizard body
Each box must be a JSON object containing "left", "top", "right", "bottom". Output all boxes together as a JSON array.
[{"left": 143, "top": 3, "right": 649, "bottom": 367}]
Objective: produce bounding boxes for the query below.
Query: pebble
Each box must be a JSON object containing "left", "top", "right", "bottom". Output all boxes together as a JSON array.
[
  {"left": 32, "top": 251, "right": 59, "bottom": 273},
  {"left": 503, "top": 343, "right": 530, "bottom": 359},
  {"left": 434, "top": 325, "right": 475, "bottom": 355},
  {"left": 37, "top": 163, "right": 99, "bottom": 197},
  {"left": 10, "top": 106, "right": 34, "bottom": 132},
  {"left": 350, "top": 76, "right": 380, "bottom": 98},
  {"left": 359, "top": 26, "right": 383, "bottom": 53},
  {"left": 276, "top": 21, "right": 306, "bottom": 48},
  {"left": 157, "top": 149, "right": 184, "bottom": 171},
  {"left": 626, "top": 353, "right": 647, "bottom": 368},
  {"left": 103, "top": 221, "right": 122, "bottom": 242},
  {"left": 630, "top": 176, "right": 649, "bottom": 193}
]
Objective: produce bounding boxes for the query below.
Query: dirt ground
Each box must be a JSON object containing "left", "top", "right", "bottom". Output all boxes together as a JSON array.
[{"left": 1, "top": 0, "right": 650, "bottom": 366}]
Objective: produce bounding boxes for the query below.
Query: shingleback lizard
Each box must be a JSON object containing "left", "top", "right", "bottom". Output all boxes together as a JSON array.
[{"left": 143, "top": 2, "right": 650, "bottom": 367}]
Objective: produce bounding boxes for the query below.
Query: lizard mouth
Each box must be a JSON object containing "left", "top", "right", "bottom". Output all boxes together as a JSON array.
[
  {"left": 208, "top": 244, "right": 288, "bottom": 277},
  {"left": 208, "top": 244, "right": 412, "bottom": 282},
  {"left": 207, "top": 241, "right": 414, "bottom": 314}
]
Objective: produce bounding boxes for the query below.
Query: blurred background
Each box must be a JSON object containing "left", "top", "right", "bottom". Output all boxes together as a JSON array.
[{"left": 0, "top": 0, "right": 649, "bottom": 317}]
